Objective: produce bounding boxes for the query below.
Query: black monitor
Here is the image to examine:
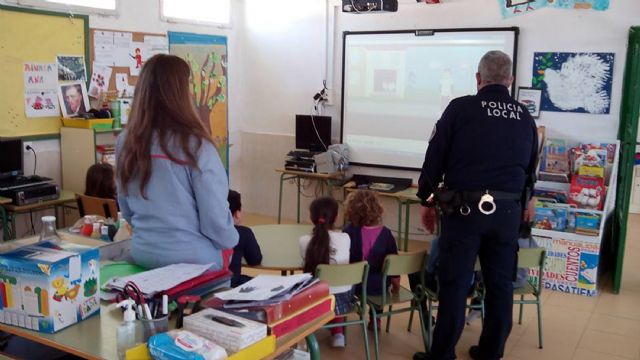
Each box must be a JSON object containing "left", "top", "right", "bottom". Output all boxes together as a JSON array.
[
  {"left": 295, "top": 115, "right": 331, "bottom": 152},
  {"left": 0, "top": 139, "right": 23, "bottom": 179}
]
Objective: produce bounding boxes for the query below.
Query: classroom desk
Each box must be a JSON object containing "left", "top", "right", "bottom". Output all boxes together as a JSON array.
[
  {"left": 0, "top": 233, "right": 332, "bottom": 360},
  {"left": 345, "top": 186, "right": 421, "bottom": 251},
  {"left": 1, "top": 189, "right": 77, "bottom": 240},
  {"left": 276, "top": 169, "right": 346, "bottom": 224},
  {"left": 246, "top": 224, "right": 311, "bottom": 275}
]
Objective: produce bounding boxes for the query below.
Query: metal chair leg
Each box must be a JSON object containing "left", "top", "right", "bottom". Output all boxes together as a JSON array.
[
  {"left": 372, "top": 306, "right": 380, "bottom": 360},
  {"left": 386, "top": 305, "right": 392, "bottom": 333},
  {"left": 408, "top": 307, "right": 414, "bottom": 332},
  {"left": 518, "top": 295, "right": 524, "bottom": 325},
  {"left": 537, "top": 301, "right": 543, "bottom": 349}
]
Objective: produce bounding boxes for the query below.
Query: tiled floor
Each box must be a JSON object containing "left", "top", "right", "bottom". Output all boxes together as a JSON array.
[{"left": 242, "top": 213, "right": 640, "bottom": 360}]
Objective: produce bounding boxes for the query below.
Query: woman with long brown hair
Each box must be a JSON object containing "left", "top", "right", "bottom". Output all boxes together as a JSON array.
[{"left": 116, "top": 54, "right": 238, "bottom": 269}]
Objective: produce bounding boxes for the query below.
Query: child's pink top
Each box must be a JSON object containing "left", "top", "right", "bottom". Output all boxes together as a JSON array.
[{"left": 362, "top": 225, "right": 383, "bottom": 260}]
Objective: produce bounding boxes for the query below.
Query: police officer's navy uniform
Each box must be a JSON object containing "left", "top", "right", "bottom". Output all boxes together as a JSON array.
[{"left": 416, "top": 84, "right": 538, "bottom": 360}]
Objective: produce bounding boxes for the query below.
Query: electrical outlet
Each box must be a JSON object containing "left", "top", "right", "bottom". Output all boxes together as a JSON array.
[{"left": 23, "top": 141, "right": 33, "bottom": 152}]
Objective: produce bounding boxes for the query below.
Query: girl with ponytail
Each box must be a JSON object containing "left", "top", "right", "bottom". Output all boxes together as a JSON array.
[{"left": 299, "top": 197, "right": 352, "bottom": 348}]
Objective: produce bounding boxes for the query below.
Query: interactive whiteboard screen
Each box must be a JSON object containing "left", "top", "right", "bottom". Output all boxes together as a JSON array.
[{"left": 341, "top": 28, "right": 518, "bottom": 170}]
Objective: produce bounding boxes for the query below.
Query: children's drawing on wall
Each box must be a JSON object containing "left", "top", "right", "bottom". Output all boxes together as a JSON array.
[
  {"left": 24, "top": 90, "right": 59, "bottom": 118},
  {"left": 533, "top": 52, "right": 614, "bottom": 114},
  {"left": 56, "top": 55, "right": 86, "bottom": 82},
  {"left": 499, "top": 0, "right": 547, "bottom": 18},
  {"left": 88, "top": 64, "right": 113, "bottom": 98},
  {"left": 169, "top": 32, "right": 229, "bottom": 170},
  {"left": 23, "top": 62, "right": 60, "bottom": 118},
  {"left": 128, "top": 43, "right": 149, "bottom": 76},
  {"left": 551, "top": 0, "right": 609, "bottom": 10}
]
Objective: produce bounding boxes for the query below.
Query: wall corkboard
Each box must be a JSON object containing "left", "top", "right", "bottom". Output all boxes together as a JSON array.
[{"left": 89, "top": 28, "right": 167, "bottom": 95}]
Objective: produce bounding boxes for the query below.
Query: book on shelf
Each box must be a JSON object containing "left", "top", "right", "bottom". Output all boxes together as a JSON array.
[
  {"left": 540, "top": 139, "right": 570, "bottom": 175},
  {"left": 575, "top": 212, "right": 601, "bottom": 236},
  {"left": 533, "top": 202, "right": 570, "bottom": 231},
  {"left": 569, "top": 175, "right": 606, "bottom": 211},
  {"left": 534, "top": 187, "right": 569, "bottom": 204}
]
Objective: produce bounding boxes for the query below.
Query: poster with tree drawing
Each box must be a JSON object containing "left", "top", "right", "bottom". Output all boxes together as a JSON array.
[
  {"left": 168, "top": 32, "right": 228, "bottom": 170},
  {"left": 532, "top": 52, "right": 614, "bottom": 114}
]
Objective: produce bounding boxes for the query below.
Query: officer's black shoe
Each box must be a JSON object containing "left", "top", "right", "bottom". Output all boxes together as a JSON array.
[
  {"left": 469, "top": 345, "right": 482, "bottom": 360},
  {"left": 413, "top": 351, "right": 432, "bottom": 360}
]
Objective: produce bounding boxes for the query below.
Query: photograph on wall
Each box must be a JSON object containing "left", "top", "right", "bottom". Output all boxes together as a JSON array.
[
  {"left": 517, "top": 87, "right": 542, "bottom": 118},
  {"left": 24, "top": 90, "right": 60, "bottom": 118},
  {"left": 533, "top": 52, "right": 614, "bottom": 114},
  {"left": 56, "top": 55, "right": 87, "bottom": 82},
  {"left": 57, "top": 81, "right": 90, "bottom": 118},
  {"left": 498, "top": 0, "right": 547, "bottom": 18},
  {"left": 169, "top": 31, "right": 229, "bottom": 170}
]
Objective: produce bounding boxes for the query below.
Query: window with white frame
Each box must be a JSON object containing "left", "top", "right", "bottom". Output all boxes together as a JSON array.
[
  {"left": 161, "top": 0, "right": 231, "bottom": 26},
  {"left": 16, "top": 0, "right": 117, "bottom": 15}
]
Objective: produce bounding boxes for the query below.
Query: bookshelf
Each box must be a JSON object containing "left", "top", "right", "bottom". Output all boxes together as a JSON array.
[
  {"left": 60, "top": 126, "right": 121, "bottom": 195},
  {"left": 531, "top": 139, "right": 620, "bottom": 297}
]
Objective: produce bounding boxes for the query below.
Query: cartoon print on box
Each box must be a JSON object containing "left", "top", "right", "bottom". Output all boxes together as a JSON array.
[{"left": 0, "top": 242, "right": 100, "bottom": 333}]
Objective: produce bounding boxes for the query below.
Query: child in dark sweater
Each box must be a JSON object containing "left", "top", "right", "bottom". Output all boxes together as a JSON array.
[
  {"left": 228, "top": 190, "right": 263, "bottom": 288},
  {"left": 344, "top": 190, "right": 399, "bottom": 329}
]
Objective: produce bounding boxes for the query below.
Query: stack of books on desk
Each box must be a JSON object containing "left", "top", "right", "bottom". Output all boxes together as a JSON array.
[{"left": 205, "top": 274, "right": 334, "bottom": 338}]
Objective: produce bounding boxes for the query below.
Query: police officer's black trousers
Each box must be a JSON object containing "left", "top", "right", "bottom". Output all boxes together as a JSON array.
[{"left": 430, "top": 199, "right": 520, "bottom": 360}]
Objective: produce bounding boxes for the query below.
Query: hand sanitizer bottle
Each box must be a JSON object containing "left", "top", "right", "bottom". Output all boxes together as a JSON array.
[{"left": 117, "top": 299, "right": 141, "bottom": 360}]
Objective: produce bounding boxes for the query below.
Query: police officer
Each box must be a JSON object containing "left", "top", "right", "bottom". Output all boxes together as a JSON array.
[{"left": 413, "top": 51, "right": 538, "bottom": 360}]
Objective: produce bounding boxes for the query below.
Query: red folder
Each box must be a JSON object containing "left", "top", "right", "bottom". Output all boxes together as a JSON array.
[
  {"left": 158, "top": 269, "right": 232, "bottom": 300},
  {"left": 203, "top": 281, "right": 330, "bottom": 324},
  {"left": 268, "top": 296, "right": 334, "bottom": 338}
]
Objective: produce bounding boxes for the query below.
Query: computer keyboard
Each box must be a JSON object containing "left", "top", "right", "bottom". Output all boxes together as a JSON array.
[{"left": 287, "top": 150, "right": 318, "bottom": 159}]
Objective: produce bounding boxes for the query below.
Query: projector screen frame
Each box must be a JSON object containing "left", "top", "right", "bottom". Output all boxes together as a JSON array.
[{"left": 339, "top": 27, "right": 520, "bottom": 172}]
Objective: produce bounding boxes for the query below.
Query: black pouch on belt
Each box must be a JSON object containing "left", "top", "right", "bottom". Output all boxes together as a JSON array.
[{"left": 435, "top": 189, "right": 462, "bottom": 216}]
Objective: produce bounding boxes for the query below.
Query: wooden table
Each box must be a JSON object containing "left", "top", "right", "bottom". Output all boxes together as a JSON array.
[
  {"left": 276, "top": 169, "right": 346, "bottom": 224},
  {"left": 1, "top": 189, "right": 77, "bottom": 240},
  {"left": 247, "top": 224, "right": 311, "bottom": 275},
  {"left": 345, "top": 186, "right": 421, "bottom": 251}
]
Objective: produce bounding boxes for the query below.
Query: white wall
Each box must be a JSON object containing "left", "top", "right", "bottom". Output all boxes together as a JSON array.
[{"left": 237, "top": 0, "right": 639, "bottom": 236}]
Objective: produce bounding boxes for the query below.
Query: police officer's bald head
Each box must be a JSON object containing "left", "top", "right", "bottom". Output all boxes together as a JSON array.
[{"left": 476, "top": 51, "right": 513, "bottom": 89}]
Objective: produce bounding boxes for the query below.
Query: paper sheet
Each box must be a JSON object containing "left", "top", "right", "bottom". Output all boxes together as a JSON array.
[
  {"left": 215, "top": 273, "right": 313, "bottom": 301},
  {"left": 144, "top": 35, "right": 169, "bottom": 57},
  {"left": 105, "top": 263, "right": 214, "bottom": 295},
  {"left": 88, "top": 64, "right": 113, "bottom": 98},
  {"left": 114, "top": 32, "right": 133, "bottom": 67},
  {"left": 24, "top": 89, "right": 60, "bottom": 118},
  {"left": 115, "top": 73, "right": 128, "bottom": 91},
  {"left": 23, "top": 63, "right": 58, "bottom": 90}
]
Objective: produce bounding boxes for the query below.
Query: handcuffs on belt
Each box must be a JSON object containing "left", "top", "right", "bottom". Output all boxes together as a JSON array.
[{"left": 459, "top": 191, "right": 496, "bottom": 216}]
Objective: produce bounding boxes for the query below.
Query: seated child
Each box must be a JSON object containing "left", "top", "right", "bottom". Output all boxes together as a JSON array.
[
  {"left": 228, "top": 190, "right": 263, "bottom": 288},
  {"left": 343, "top": 190, "right": 399, "bottom": 330},
  {"left": 85, "top": 163, "right": 117, "bottom": 200},
  {"left": 299, "top": 197, "right": 352, "bottom": 348}
]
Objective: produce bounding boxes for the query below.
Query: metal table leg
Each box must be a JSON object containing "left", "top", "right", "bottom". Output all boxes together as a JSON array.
[
  {"left": 0, "top": 207, "right": 9, "bottom": 241},
  {"left": 306, "top": 333, "right": 321, "bottom": 360},
  {"left": 396, "top": 199, "right": 403, "bottom": 250},
  {"left": 278, "top": 172, "right": 286, "bottom": 224},
  {"left": 296, "top": 176, "right": 301, "bottom": 224},
  {"left": 404, "top": 201, "right": 411, "bottom": 251}
]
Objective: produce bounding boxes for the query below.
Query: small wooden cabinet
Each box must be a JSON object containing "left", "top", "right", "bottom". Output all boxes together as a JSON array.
[{"left": 60, "top": 127, "right": 120, "bottom": 195}]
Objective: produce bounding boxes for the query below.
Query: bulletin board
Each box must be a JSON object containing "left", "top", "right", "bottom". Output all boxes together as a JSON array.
[
  {"left": 0, "top": 5, "right": 89, "bottom": 138},
  {"left": 89, "top": 28, "right": 167, "bottom": 95}
]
